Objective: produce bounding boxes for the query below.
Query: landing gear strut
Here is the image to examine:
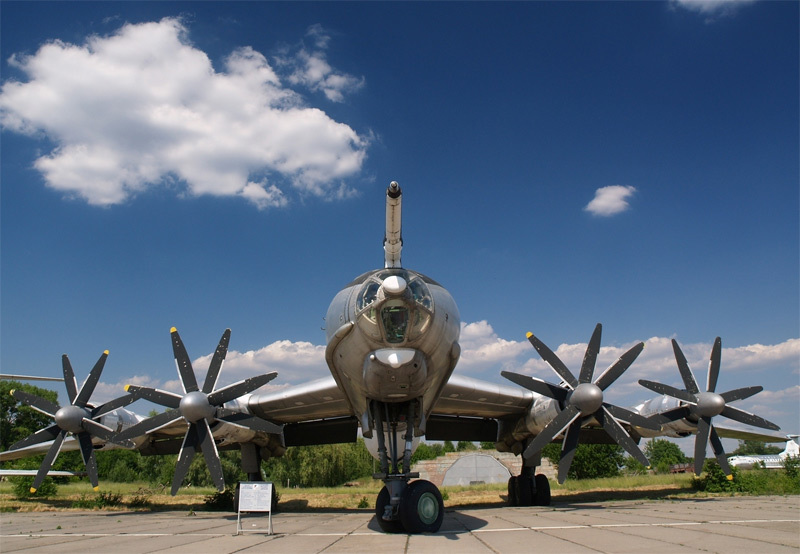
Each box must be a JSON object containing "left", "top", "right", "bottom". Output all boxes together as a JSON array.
[
  {"left": 507, "top": 451, "right": 551, "bottom": 507},
  {"left": 371, "top": 400, "right": 444, "bottom": 534}
]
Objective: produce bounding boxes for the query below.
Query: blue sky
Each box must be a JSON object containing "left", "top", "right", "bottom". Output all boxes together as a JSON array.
[{"left": 1, "top": 1, "right": 798, "bottom": 454}]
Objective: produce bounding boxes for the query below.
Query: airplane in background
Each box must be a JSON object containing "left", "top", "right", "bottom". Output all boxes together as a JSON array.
[
  {"left": 0, "top": 182, "right": 786, "bottom": 534},
  {"left": 728, "top": 436, "right": 799, "bottom": 470}
]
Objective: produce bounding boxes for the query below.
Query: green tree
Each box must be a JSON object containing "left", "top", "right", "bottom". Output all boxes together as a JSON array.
[
  {"left": 456, "top": 441, "right": 477, "bottom": 451},
  {"left": 442, "top": 440, "right": 455, "bottom": 453},
  {"left": 264, "top": 440, "right": 373, "bottom": 487},
  {"left": 541, "top": 443, "right": 624, "bottom": 479},
  {"left": 480, "top": 441, "right": 496, "bottom": 450},
  {"left": 644, "top": 439, "right": 688, "bottom": 472},
  {"left": 0, "top": 380, "right": 59, "bottom": 451},
  {"left": 731, "top": 440, "right": 782, "bottom": 455},
  {"left": 411, "top": 442, "right": 444, "bottom": 464}
]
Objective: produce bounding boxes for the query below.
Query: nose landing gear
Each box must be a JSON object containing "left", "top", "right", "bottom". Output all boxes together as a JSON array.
[{"left": 370, "top": 400, "right": 445, "bottom": 534}]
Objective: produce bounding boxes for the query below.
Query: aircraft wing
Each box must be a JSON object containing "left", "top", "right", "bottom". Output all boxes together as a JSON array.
[
  {"left": 431, "top": 374, "right": 532, "bottom": 418},
  {"left": 712, "top": 424, "right": 788, "bottom": 443}
]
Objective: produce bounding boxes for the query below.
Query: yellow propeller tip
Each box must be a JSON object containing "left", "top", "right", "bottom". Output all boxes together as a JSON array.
[
  {"left": 124, "top": 384, "right": 131, "bottom": 392},
  {"left": 93, "top": 486, "right": 100, "bottom": 492},
  {"left": 170, "top": 326, "right": 177, "bottom": 333},
  {"left": 103, "top": 350, "right": 109, "bottom": 355},
  {"left": 726, "top": 474, "right": 734, "bottom": 481},
  {"left": 29, "top": 487, "right": 37, "bottom": 494},
  {"left": 526, "top": 332, "right": 533, "bottom": 338},
  {"left": 9, "top": 390, "right": 15, "bottom": 396}
]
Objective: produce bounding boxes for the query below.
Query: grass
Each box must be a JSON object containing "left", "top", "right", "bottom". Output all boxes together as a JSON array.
[{"left": 0, "top": 470, "right": 794, "bottom": 513}]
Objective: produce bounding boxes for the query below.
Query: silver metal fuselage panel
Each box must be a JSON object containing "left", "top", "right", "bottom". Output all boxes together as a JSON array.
[{"left": 324, "top": 268, "right": 461, "bottom": 432}]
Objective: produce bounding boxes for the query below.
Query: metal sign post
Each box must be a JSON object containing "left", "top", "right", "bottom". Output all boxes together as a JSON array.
[{"left": 236, "top": 481, "right": 273, "bottom": 535}]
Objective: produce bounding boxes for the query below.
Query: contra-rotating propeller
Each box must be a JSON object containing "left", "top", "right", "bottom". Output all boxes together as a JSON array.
[
  {"left": 639, "top": 337, "right": 780, "bottom": 476},
  {"left": 502, "top": 323, "right": 661, "bottom": 484},
  {"left": 115, "top": 327, "right": 283, "bottom": 495},
  {"left": 8, "top": 351, "right": 137, "bottom": 493}
]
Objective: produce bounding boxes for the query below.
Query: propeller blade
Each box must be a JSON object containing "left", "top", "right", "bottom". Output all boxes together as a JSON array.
[
  {"left": 522, "top": 405, "right": 581, "bottom": 460},
  {"left": 91, "top": 392, "right": 140, "bottom": 418},
  {"left": 196, "top": 419, "right": 225, "bottom": 492},
  {"left": 203, "top": 329, "right": 231, "bottom": 394},
  {"left": 62, "top": 355, "right": 78, "bottom": 404},
  {"left": 527, "top": 332, "right": 578, "bottom": 389},
  {"left": 115, "top": 408, "right": 183, "bottom": 441},
  {"left": 708, "top": 425, "right": 732, "bottom": 475},
  {"left": 598, "top": 407, "right": 650, "bottom": 467},
  {"left": 172, "top": 423, "right": 199, "bottom": 495},
  {"left": 719, "top": 385, "right": 762, "bottom": 403},
  {"left": 30, "top": 430, "right": 67, "bottom": 493},
  {"left": 603, "top": 403, "right": 661, "bottom": 431},
  {"left": 74, "top": 350, "right": 108, "bottom": 407},
  {"left": 9, "top": 423, "right": 61, "bottom": 450},
  {"left": 216, "top": 410, "right": 284, "bottom": 434},
  {"left": 707, "top": 337, "right": 722, "bottom": 393},
  {"left": 500, "top": 371, "right": 569, "bottom": 402},
  {"left": 638, "top": 380, "right": 697, "bottom": 403},
  {"left": 671, "top": 339, "right": 700, "bottom": 394},
  {"left": 78, "top": 432, "right": 100, "bottom": 490},
  {"left": 595, "top": 342, "right": 645, "bottom": 391},
  {"left": 207, "top": 372, "right": 278, "bottom": 406},
  {"left": 578, "top": 323, "right": 602, "bottom": 385},
  {"left": 11, "top": 390, "right": 60, "bottom": 418},
  {"left": 557, "top": 420, "right": 582, "bottom": 484},
  {"left": 123, "top": 385, "right": 182, "bottom": 409},
  {"left": 720, "top": 405, "right": 781, "bottom": 430},
  {"left": 649, "top": 405, "right": 692, "bottom": 424},
  {"left": 694, "top": 416, "right": 712, "bottom": 475},
  {"left": 171, "top": 327, "right": 199, "bottom": 393},
  {"left": 80, "top": 418, "right": 116, "bottom": 442}
]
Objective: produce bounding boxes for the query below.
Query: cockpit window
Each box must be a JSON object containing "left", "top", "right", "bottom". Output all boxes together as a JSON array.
[
  {"left": 408, "top": 279, "right": 432, "bottom": 309},
  {"left": 381, "top": 305, "right": 409, "bottom": 343},
  {"left": 357, "top": 281, "right": 380, "bottom": 320}
]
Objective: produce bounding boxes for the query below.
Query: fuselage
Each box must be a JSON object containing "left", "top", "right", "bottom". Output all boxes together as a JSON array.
[{"left": 324, "top": 267, "right": 461, "bottom": 436}]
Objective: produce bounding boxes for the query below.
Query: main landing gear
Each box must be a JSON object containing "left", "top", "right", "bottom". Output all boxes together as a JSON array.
[
  {"left": 507, "top": 452, "right": 551, "bottom": 507},
  {"left": 370, "top": 400, "right": 445, "bottom": 534}
]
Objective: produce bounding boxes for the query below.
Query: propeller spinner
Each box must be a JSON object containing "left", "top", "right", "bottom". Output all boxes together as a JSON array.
[
  {"left": 503, "top": 323, "right": 660, "bottom": 483},
  {"left": 115, "top": 328, "right": 282, "bottom": 495},
  {"left": 639, "top": 337, "right": 780, "bottom": 476},
  {"left": 8, "top": 351, "right": 137, "bottom": 493}
]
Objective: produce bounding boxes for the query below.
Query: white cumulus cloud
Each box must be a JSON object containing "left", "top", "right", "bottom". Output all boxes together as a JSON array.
[
  {"left": 671, "top": 0, "right": 756, "bottom": 17},
  {"left": 584, "top": 185, "right": 637, "bottom": 216},
  {"left": 0, "top": 18, "right": 369, "bottom": 208}
]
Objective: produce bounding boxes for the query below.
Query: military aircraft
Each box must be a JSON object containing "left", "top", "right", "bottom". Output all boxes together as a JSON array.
[{"left": 1, "top": 182, "right": 785, "bottom": 534}]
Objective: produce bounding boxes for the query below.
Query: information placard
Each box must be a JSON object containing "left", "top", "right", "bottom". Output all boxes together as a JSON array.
[{"left": 237, "top": 482, "right": 273, "bottom": 534}]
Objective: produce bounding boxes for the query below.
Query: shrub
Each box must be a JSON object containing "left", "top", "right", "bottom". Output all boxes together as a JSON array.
[
  {"left": 11, "top": 476, "right": 58, "bottom": 499},
  {"left": 784, "top": 455, "right": 799, "bottom": 480},
  {"left": 691, "top": 460, "right": 741, "bottom": 493},
  {"left": 204, "top": 487, "right": 235, "bottom": 511}
]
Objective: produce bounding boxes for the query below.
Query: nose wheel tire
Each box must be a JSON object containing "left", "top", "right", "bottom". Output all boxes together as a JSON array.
[
  {"left": 375, "top": 486, "right": 405, "bottom": 533},
  {"left": 399, "top": 479, "right": 444, "bottom": 533}
]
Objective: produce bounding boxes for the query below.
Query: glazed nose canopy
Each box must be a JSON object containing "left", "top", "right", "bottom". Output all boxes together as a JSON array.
[{"left": 364, "top": 348, "right": 427, "bottom": 401}]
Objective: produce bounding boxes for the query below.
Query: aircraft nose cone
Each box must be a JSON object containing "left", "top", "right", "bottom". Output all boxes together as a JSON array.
[
  {"left": 569, "top": 383, "right": 604, "bottom": 416},
  {"left": 695, "top": 391, "right": 725, "bottom": 418},
  {"left": 179, "top": 391, "right": 215, "bottom": 423},
  {"left": 55, "top": 405, "right": 88, "bottom": 433}
]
